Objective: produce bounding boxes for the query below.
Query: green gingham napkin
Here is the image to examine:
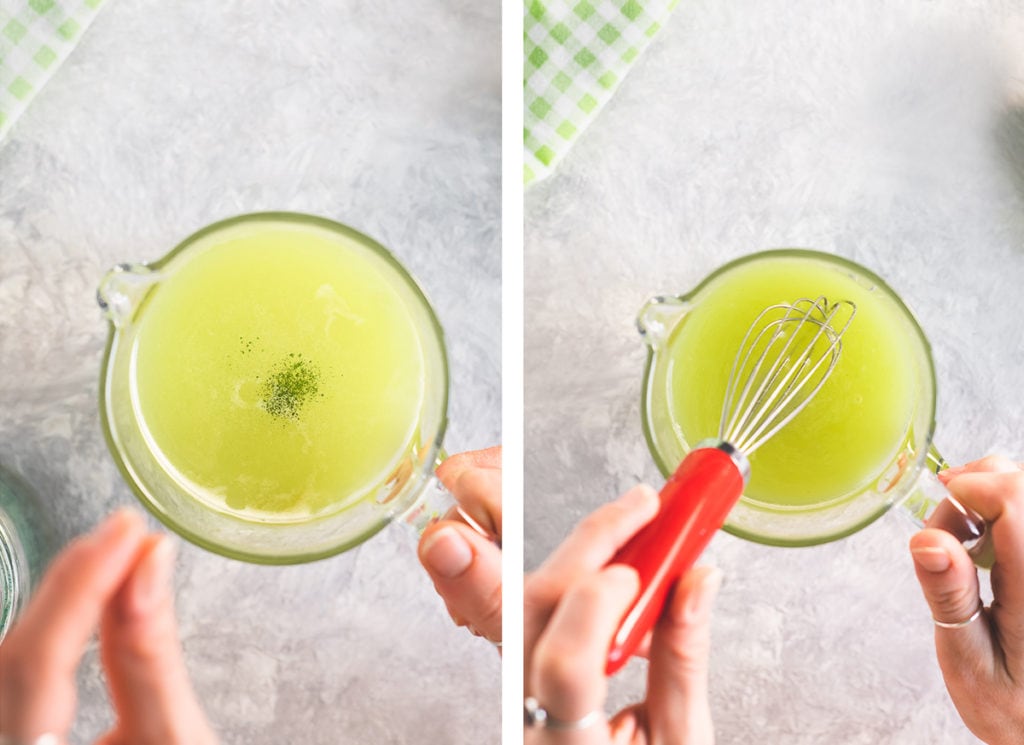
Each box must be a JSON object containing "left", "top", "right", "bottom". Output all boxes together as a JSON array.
[
  {"left": 524, "top": 0, "right": 680, "bottom": 185},
  {"left": 0, "top": 0, "right": 106, "bottom": 143}
]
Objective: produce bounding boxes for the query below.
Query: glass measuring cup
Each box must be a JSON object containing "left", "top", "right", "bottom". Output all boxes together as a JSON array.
[
  {"left": 97, "top": 212, "right": 451, "bottom": 564},
  {"left": 638, "top": 249, "right": 985, "bottom": 553}
]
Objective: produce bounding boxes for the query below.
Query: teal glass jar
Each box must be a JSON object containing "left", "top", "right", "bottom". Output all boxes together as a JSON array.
[{"left": 0, "top": 467, "right": 56, "bottom": 640}]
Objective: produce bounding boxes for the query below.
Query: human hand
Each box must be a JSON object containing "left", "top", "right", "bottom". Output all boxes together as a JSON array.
[
  {"left": 0, "top": 509, "right": 218, "bottom": 745},
  {"left": 910, "top": 455, "right": 1024, "bottom": 745},
  {"left": 525, "top": 485, "right": 722, "bottom": 744},
  {"left": 418, "top": 446, "right": 502, "bottom": 646}
]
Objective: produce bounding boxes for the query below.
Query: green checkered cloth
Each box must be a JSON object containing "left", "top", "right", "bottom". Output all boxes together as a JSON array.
[
  {"left": 0, "top": 0, "right": 106, "bottom": 143},
  {"left": 524, "top": 0, "right": 680, "bottom": 185}
]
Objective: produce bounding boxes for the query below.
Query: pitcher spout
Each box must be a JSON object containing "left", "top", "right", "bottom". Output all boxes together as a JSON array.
[
  {"left": 636, "top": 295, "right": 689, "bottom": 349},
  {"left": 96, "top": 264, "right": 159, "bottom": 328}
]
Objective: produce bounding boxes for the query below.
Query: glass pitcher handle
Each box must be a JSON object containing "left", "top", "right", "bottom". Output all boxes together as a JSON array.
[
  {"left": 401, "top": 476, "right": 494, "bottom": 539},
  {"left": 400, "top": 453, "right": 498, "bottom": 543},
  {"left": 900, "top": 443, "right": 993, "bottom": 568}
]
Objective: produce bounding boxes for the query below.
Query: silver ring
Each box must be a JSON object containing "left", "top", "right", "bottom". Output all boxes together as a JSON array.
[
  {"left": 524, "top": 697, "right": 604, "bottom": 731},
  {"left": 933, "top": 604, "right": 984, "bottom": 629},
  {"left": 0, "top": 735, "right": 62, "bottom": 745}
]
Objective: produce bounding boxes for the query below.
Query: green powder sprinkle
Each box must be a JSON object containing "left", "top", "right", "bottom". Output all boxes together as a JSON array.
[{"left": 261, "top": 355, "right": 321, "bottom": 420}]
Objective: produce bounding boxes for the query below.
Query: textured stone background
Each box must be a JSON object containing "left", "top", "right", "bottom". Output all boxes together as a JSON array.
[
  {"left": 0, "top": 1, "right": 500, "bottom": 743},
  {"left": 526, "top": 1, "right": 1024, "bottom": 743}
]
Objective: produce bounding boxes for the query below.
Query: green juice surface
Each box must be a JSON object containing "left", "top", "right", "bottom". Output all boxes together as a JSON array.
[
  {"left": 131, "top": 224, "right": 425, "bottom": 520},
  {"left": 666, "top": 257, "right": 916, "bottom": 507}
]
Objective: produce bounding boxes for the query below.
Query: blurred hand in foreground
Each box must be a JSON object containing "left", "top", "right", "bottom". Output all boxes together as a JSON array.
[{"left": 0, "top": 509, "right": 217, "bottom": 745}]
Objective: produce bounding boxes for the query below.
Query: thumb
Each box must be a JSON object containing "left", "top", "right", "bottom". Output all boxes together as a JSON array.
[
  {"left": 99, "top": 535, "right": 217, "bottom": 745},
  {"left": 419, "top": 521, "right": 502, "bottom": 645},
  {"left": 909, "top": 529, "right": 992, "bottom": 675},
  {"left": 645, "top": 566, "right": 721, "bottom": 743}
]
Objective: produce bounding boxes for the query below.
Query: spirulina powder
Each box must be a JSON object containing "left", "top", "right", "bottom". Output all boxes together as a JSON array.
[{"left": 261, "top": 353, "right": 322, "bottom": 420}]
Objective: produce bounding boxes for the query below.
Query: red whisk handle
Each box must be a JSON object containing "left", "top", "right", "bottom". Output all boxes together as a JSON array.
[{"left": 606, "top": 441, "right": 747, "bottom": 675}]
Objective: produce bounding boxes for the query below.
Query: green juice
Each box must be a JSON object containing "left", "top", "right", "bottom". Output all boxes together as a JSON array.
[
  {"left": 665, "top": 256, "right": 916, "bottom": 507},
  {"left": 130, "top": 223, "right": 425, "bottom": 520}
]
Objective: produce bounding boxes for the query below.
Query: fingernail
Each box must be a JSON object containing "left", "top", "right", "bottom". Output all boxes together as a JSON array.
[
  {"left": 686, "top": 568, "right": 723, "bottom": 622},
  {"left": 912, "top": 546, "right": 951, "bottom": 573},
  {"left": 421, "top": 526, "right": 473, "bottom": 578},
  {"left": 937, "top": 466, "right": 965, "bottom": 484},
  {"left": 622, "top": 483, "right": 660, "bottom": 512},
  {"left": 92, "top": 508, "right": 138, "bottom": 543},
  {"left": 606, "top": 563, "right": 641, "bottom": 590},
  {"left": 131, "top": 536, "right": 176, "bottom": 612}
]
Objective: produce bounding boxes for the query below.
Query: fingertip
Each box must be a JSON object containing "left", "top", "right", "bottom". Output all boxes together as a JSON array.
[
  {"left": 470, "top": 445, "right": 502, "bottom": 469},
  {"left": 937, "top": 466, "right": 964, "bottom": 485},
  {"left": 435, "top": 457, "right": 464, "bottom": 488},
  {"left": 618, "top": 483, "right": 660, "bottom": 517},
  {"left": 688, "top": 567, "right": 723, "bottom": 623},
  {"left": 436, "top": 446, "right": 502, "bottom": 487},
  {"left": 90, "top": 507, "right": 147, "bottom": 546},
  {"left": 603, "top": 563, "right": 641, "bottom": 591},
  {"left": 35, "top": 509, "right": 148, "bottom": 604},
  {"left": 967, "top": 454, "right": 1019, "bottom": 474},
  {"left": 668, "top": 566, "right": 722, "bottom": 624},
  {"left": 909, "top": 527, "right": 953, "bottom": 552},
  {"left": 937, "top": 456, "right": 1018, "bottom": 493},
  {"left": 700, "top": 566, "right": 723, "bottom": 600},
  {"left": 419, "top": 523, "right": 475, "bottom": 579},
  {"left": 945, "top": 470, "right": 1024, "bottom": 521},
  {"left": 124, "top": 534, "right": 177, "bottom": 617},
  {"left": 911, "top": 545, "right": 952, "bottom": 573},
  {"left": 452, "top": 468, "right": 502, "bottom": 536},
  {"left": 909, "top": 528, "right": 970, "bottom": 571}
]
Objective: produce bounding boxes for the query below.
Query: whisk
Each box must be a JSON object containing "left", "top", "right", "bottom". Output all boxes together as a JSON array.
[{"left": 606, "top": 296, "right": 857, "bottom": 674}]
